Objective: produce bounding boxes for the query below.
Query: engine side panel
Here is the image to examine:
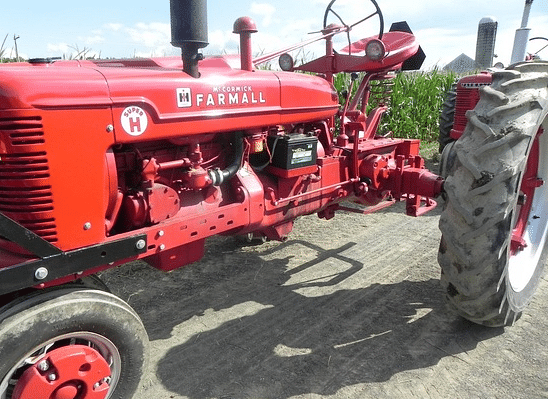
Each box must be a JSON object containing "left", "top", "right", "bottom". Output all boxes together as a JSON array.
[{"left": 92, "top": 58, "right": 339, "bottom": 143}]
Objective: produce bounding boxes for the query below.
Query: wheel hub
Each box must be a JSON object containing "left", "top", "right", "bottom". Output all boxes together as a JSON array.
[
  {"left": 53, "top": 383, "right": 79, "bottom": 399},
  {"left": 12, "top": 345, "right": 111, "bottom": 399}
]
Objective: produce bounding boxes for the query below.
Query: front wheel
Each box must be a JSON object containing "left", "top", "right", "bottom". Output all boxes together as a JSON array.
[
  {"left": 0, "top": 287, "right": 148, "bottom": 399},
  {"left": 438, "top": 62, "right": 548, "bottom": 327}
]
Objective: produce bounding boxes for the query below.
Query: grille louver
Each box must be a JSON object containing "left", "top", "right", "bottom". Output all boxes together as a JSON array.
[{"left": 0, "top": 116, "right": 58, "bottom": 242}]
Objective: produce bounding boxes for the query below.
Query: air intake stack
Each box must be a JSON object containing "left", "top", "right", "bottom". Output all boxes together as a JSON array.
[{"left": 170, "top": 0, "right": 208, "bottom": 78}]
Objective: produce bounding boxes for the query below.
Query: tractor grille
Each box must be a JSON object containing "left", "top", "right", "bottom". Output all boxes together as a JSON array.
[
  {"left": 453, "top": 86, "right": 481, "bottom": 133},
  {"left": 0, "top": 116, "right": 58, "bottom": 243}
]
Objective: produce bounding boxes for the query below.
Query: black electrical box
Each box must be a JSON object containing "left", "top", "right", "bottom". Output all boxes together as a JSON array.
[{"left": 268, "top": 134, "right": 317, "bottom": 170}]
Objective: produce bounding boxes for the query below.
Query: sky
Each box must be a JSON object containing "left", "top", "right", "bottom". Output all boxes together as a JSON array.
[{"left": 1, "top": 0, "right": 548, "bottom": 69}]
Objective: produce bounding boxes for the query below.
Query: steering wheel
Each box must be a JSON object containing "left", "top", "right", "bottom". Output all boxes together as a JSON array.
[{"left": 323, "top": 0, "right": 384, "bottom": 53}]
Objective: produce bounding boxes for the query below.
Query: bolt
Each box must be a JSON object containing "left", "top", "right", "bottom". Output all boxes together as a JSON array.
[
  {"left": 106, "top": 124, "right": 114, "bottom": 133},
  {"left": 135, "top": 239, "right": 146, "bottom": 250},
  {"left": 37, "top": 360, "right": 50, "bottom": 371},
  {"left": 94, "top": 376, "right": 112, "bottom": 390},
  {"left": 47, "top": 373, "right": 57, "bottom": 381},
  {"left": 83, "top": 222, "right": 92, "bottom": 230},
  {"left": 159, "top": 244, "right": 166, "bottom": 251},
  {"left": 158, "top": 230, "right": 165, "bottom": 237},
  {"left": 35, "top": 267, "right": 49, "bottom": 280}
]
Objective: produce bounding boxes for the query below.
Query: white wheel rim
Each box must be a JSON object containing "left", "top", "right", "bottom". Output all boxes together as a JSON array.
[
  {"left": 508, "top": 124, "right": 548, "bottom": 293},
  {"left": 0, "top": 332, "right": 121, "bottom": 399}
]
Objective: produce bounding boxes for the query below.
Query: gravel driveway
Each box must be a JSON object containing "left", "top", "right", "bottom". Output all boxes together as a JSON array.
[{"left": 102, "top": 162, "right": 548, "bottom": 399}]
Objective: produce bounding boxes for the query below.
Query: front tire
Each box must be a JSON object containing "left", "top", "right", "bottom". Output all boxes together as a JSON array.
[
  {"left": 438, "top": 62, "right": 548, "bottom": 327},
  {"left": 0, "top": 287, "right": 148, "bottom": 399}
]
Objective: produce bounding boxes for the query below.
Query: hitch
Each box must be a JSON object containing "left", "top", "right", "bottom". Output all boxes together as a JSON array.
[
  {"left": 393, "top": 155, "right": 444, "bottom": 216},
  {"left": 359, "top": 153, "right": 444, "bottom": 217}
]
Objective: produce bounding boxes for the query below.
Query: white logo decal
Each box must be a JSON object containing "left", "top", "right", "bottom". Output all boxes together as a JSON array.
[
  {"left": 121, "top": 106, "right": 148, "bottom": 136},
  {"left": 177, "top": 88, "right": 192, "bottom": 108},
  {"left": 176, "top": 85, "right": 266, "bottom": 109}
]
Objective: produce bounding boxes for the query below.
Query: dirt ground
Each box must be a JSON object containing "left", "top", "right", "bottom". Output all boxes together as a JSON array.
[{"left": 101, "top": 160, "right": 548, "bottom": 399}]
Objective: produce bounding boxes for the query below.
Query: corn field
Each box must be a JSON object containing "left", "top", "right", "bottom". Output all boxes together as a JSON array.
[{"left": 334, "top": 69, "right": 457, "bottom": 143}]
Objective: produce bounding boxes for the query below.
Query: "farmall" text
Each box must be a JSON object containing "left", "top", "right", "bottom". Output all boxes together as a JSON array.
[{"left": 196, "top": 91, "right": 266, "bottom": 107}]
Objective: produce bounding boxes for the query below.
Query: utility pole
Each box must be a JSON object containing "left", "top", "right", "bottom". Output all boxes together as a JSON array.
[
  {"left": 13, "top": 34, "right": 20, "bottom": 61},
  {"left": 510, "top": 0, "right": 534, "bottom": 64}
]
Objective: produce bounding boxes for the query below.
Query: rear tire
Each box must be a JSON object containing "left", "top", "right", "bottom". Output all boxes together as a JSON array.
[
  {"left": 438, "top": 62, "right": 548, "bottom": 327},
  {"left": 0, "top": 287, "right": 148, "bottom": 398}
]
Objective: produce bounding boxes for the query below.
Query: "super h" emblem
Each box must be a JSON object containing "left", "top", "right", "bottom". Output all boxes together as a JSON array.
[{"left": 121, "top": 106, "right": 148, "bottom": 136}]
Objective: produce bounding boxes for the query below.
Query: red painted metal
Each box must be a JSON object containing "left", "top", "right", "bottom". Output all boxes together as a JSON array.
[
  {"left": 450, "top": 72, "right": 493, "bottom": 141},
  {"left": 0, "top": 14, "right": 443, "bottom": 284},
  {"left": 233, "top": 17, "right": 258, "bottom": 71},
  {"left": 12, "top": 345, "right": 111, "bottom": 399},
  {"left": 296, "top": 31, "right": 419, "bottom": 75},
  {"left": 511, "top": 128, "right": 543, "bottom": 254}
]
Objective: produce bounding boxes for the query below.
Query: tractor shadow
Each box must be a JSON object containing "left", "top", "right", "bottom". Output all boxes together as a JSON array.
[{"left": 104, "top": 234, "right": 503, "bottom": 399}]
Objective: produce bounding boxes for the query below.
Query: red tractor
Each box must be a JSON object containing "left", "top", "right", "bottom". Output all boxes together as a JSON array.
[{"left": 0, "top": 0, "right": 545, "bottom": 397}]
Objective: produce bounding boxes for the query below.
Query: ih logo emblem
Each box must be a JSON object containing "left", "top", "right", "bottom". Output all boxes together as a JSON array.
[
  {"left": 177, "top": 88, "right": 192, "bottom": 108},
  {"left": 121, "top": 106, "right": 148, "bottom": 136}
]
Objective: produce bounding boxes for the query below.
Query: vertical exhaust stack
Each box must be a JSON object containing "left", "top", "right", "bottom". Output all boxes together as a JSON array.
[
  {"left": 170, "top": 0, "right": 208, "bottom": 78},
  {"left": 510, "top": 0, "right": 534, "bottom": 64}
]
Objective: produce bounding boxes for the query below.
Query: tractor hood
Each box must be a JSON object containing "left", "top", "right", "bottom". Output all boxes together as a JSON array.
[{"left": 0, "top": 56, "right": 339, "bottom": 142}]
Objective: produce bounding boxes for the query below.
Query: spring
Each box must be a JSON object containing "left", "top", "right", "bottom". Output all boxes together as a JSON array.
[{"left": 369, "top": 76, "right": 395, "bottom": 108}]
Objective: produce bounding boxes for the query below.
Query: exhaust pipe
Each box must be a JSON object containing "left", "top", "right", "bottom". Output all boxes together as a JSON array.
[
  {"left": 170, "top": 0, "right": 208, "bottom": 78},
  {"left": 208, "top": 132, "right": 244, "bottom": 186}
]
